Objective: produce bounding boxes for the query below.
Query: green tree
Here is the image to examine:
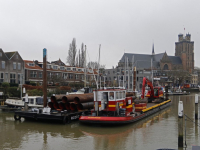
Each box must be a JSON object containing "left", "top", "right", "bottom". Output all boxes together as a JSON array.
[{"left": 2, "top": 82, "right": 9, "bottom": 94}]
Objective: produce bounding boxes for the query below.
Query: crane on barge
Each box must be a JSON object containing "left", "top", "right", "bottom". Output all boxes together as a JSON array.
[{"left": 141, "top": 77, "right": 164, "bottom": 102}]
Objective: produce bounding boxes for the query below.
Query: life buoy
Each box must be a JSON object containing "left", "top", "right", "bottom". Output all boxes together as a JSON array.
[{"left": 14, "top": 115, "right": 21, "bottom": 120}]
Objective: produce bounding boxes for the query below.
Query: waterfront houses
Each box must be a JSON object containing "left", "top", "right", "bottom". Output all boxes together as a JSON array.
[
  {"left": 0, "top": 49, "right": 24, "bottom": 84},
  {"left": 24, "top": 59, "right": 98, "bottom": 86}
]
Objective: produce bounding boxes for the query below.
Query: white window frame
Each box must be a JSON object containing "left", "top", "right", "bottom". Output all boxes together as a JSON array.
[
  {"left": 28, "top": 63, "right": 35, "bottom": 67},
  {"left": 18, "top": 63, "right": 21, "bottom": 70},
  {"left": 53, "top": 66, "right": 58, "bottom": 70},
  {"left": 60, "top": 66, "right": 65, "bottom": 70},
  {"left": 30, "top": 71, "right": 37, "bottom": 78},
  {"left": 67, "top": 68, "right": 71, "bottom": 71},
  {"left": 13, "top": 62, "right": 16, "bottom": 70},
  {"left": 0, "top": 73, "right": 4, "bottom": 82},
  {"left": 75, "top": 74, "right": 79, "bottom": 79},
  {"left": 2, "top": 61, "right": 5, "bottom": 69},
  {"left": 39, "top": 72, "right": 42, "bottom": 78}
]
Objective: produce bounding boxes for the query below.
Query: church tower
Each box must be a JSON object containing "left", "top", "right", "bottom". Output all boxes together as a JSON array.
[{"left": 175, "top": 33, "right": 194, "bottom": 73}]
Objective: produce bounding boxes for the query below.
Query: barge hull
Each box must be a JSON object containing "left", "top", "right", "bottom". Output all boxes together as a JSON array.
[{"left": 79, "top": 102, "right": 171, "bottom": 125}]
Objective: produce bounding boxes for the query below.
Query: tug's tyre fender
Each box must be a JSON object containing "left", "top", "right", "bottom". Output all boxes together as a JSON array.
[
  {"left": 14, "top": 115, "right": 21, "bottom": 120},
  {"left": 63, "top": 116, "right": 67, "bottom": 125}
]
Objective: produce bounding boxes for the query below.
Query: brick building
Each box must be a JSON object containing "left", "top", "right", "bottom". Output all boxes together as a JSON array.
[
  {"left": 175, "top": 33, "right": 194, "bottom": 73},
  {"left": 24, "top": 59, "right": 98, "bottom": 86}
]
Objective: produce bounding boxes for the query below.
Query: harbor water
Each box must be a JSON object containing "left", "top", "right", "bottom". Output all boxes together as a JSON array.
[{"left": 0, "top": 93, "right": 200, "bottom": 150}]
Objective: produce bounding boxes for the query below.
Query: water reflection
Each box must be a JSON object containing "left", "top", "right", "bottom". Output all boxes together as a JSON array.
[
  {"left": 79, "top": 108, "right": 171, "bottom": 150},
  {"left": 0, "top": 93, "right": 200, "bottom": 150}
]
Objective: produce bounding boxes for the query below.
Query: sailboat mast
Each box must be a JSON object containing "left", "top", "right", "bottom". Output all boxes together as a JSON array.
[
  {"left": 127, "top": 57, "right": 130, "bottom": 91},
  {"left": 97, "top": 44, "right": 101, "bottom": 89},
  {"left": 84, "top": 45, "right": 87, "bottom": 88},
  {"left": 151, "top": 58, "right": 153, "bottom": 84}
]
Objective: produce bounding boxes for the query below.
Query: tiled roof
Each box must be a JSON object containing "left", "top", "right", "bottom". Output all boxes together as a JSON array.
[
  {"left": 24, "top": 60, "right": 98, "bottom": 74},
  {"left": 24, "top": 60, "right": 43, "bottom": 70},
  {"left": 168, "top": 56, "right": 182, "bottom": 64},
  {"left": 119, "top": 52, "right": 182, "bottom": 69}
]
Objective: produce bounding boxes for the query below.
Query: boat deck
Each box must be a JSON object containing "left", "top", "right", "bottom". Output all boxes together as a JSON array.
[
  {"left": 14, "top": 110, "right": 85, "bottom": 124},
  {"left": 0, "top": 105, "right": 21, "bottom": 111},
  {"left": 79, "top": 100, "right": 171, "bottom": 125}
]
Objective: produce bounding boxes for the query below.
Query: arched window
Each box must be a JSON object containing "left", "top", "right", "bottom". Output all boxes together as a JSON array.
[{"left": 163, "top": 64, "right": 168, "bottom": 70}]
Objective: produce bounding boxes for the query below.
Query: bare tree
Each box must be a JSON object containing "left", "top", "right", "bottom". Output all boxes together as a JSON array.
[
  {"left": 47, "top": 73, "right": 65, "bottom": 85},
  {"left": 75, "top": 55, "right": 79, "bottom": 67},
  {"left": 166, "top": 70, "right": 191, "bottom": 85},
  {"left": 87, "top": 61, "right": 105, "bottom": 69},
  {"left": 78, "top": 49, "right": 81, "bottom": 67},
  {"left": 79, "top": 43, "right": 85, "bottom": 67},
  {"left": 67, "top": 38, "right": 77, "bottom": 66}
]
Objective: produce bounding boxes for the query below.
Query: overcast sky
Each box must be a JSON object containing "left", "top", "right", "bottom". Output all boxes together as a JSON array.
[{"left": 0, "top": 0, "right": 200, "bottom": 68}]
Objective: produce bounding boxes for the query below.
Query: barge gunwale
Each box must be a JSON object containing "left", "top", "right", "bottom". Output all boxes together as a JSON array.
[{"left": 79, "top": 101, "right": 171, "bottom": 125}]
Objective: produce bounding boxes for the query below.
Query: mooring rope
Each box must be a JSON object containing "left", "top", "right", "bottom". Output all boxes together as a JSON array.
[{"left": 184, "top": 114, "right": 200, "bottom": 127}]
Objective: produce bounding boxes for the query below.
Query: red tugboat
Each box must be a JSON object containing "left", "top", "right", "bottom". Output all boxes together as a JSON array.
[{"left": 79, "top": 87, "right": 171, "bottom": 125}]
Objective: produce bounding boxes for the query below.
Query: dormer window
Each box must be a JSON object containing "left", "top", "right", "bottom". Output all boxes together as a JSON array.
[
  {"left": 28, "top": 63, "right": 35, "bottom": 67},
  {"left": 67, "top": 68, "right": 71, "bottom": 71},
  {"left": 73, "top": 68, "right": 76, "bottom": 71},
  {"left": 60, "top": 66, "right": 65, "bottom": 70},
  {"left": 47, "top": 65, "right": 51, "bottom": 69},
  {"left": 78, "top": 69, "right": 82, "bottom": 72},
  {"left": 53, "top": 66, "right": 58, "bottom": 70}
]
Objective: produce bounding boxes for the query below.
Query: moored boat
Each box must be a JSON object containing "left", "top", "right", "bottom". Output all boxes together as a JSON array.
[
  {"left": 79, "top": 87, "right": 171, "bottom": 125},
  {"left": 5, "top": 96, "right": 44, "bottom": 108}
]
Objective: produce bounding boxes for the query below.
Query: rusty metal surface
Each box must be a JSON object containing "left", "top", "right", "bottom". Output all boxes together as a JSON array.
[
  {"left": 70, "top": 103, "right": 78, "bottom": 111},
  {"left": 58, "top": 102, "right": 65, "bottom": 110},
  {"left": 126, "top": 92, "right": 134, "bottom": 97},
  {"left": 77, "top": 102, "right": 94, "bottom": 110},
  {"left": 74, "top": 95, "right": 94, "bottom": 104}
]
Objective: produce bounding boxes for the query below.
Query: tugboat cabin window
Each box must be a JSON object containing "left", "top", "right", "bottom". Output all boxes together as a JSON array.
[
  {"left": 102, "top": 92, "right": 108, "bottom": 101},
  {"left": 122, "top": 91, "right": 125, "bottom": 98},
  {"left": 109, "top": 92, "right": 114, "bottom": 100},
  {"left": 119, "top": 91, "right": 122, "bottom": 99},
  {"left": 116, "top": 92, "right": 120, "bottom": 99}
]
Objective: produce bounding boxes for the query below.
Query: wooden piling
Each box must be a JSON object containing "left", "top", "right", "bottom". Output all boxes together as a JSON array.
[
  {"left": 178, "top": 100, "right": 183, "bottom": 147},
  {"left": 195, "top": 94, "right": 198, "bottom": 120},
  {"left": 43, "top": 48, "right": 47, "bottom": 107}
]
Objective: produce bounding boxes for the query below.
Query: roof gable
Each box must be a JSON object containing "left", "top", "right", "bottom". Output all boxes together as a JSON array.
[{"left": 4, "top": 51, "right": 16, "bottom": 59}]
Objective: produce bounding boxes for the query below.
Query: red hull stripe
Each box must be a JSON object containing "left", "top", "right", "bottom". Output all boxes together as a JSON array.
[{"left": 79, "top": 114, "right": 145, "bottom": 122}]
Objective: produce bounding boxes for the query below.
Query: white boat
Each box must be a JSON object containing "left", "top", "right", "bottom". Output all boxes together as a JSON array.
[
  {"left": 5, "top": 96, "right": 44, "bottom": 108},
  {"left": 67, "top": 88, "right": 85, "bottom": 95}
]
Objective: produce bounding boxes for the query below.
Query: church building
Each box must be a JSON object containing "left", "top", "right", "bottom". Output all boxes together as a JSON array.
[{"left": 118, "top": 33, "right": 194, "bottom": 73}]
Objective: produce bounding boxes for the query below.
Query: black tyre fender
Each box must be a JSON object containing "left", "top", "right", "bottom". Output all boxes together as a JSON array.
[
  {"left": 14, "top": 115, "right": 21, "bottom": 120},
  {"left": 63, "top": 116, "right": 67, "bottom": 125},
  {"left": 67, "top": 116, "right": 71, "bottom": 123}
]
